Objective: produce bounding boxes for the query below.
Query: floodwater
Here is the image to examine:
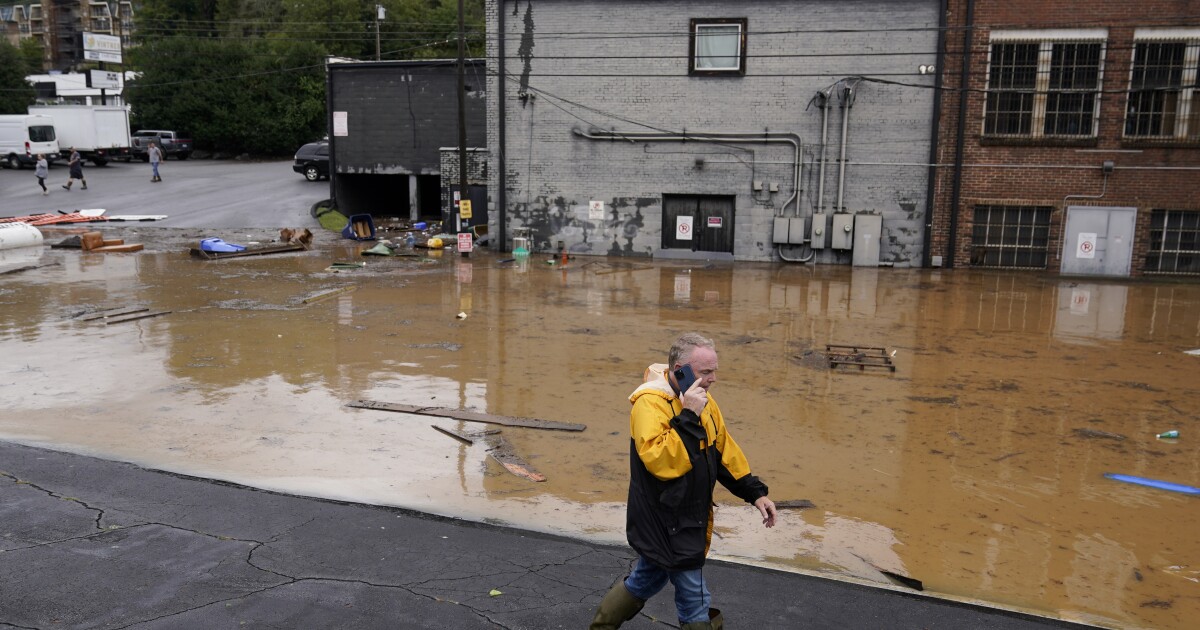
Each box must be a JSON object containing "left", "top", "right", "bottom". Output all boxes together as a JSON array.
[{"left": 2, "top": 227, "right": 1198, "bottom": 629}]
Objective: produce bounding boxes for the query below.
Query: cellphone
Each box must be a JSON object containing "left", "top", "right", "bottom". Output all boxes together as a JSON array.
[{"left": 673, "top": 364, "right": 698, "bottom": 394}]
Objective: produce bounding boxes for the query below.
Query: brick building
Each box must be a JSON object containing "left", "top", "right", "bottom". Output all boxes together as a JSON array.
[
  {"left": 2, "top": 1, "right": 134, "bottom": 71},
  {"left": 929, "top": 0, "right": 1200, "bottom": 277},
  {"left": 485, "top": 0, "right": 942, "bottom": 264}
]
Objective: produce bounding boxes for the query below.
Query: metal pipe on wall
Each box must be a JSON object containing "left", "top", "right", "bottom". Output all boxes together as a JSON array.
[
  {"left": 835, "top": 82, "right": 857, "bottom": 213},
  {"left": 497, "top": 0, "right": 508, "bottom": 251},
  {"left": 816, "top": 90, "right": 831, "bottom": 212}
]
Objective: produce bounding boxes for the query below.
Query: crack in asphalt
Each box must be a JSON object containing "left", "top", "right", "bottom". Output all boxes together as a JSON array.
[{"left": 2, "top": 471, "right": 604, "bottom": 629}]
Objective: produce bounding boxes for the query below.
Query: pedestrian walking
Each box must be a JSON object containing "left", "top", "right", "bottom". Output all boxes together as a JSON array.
[
  {"left": 35, "top": 154, "right": 48, "bottom": 195},
  {"left": 148, "top": 142, "right": 163, "bottom": 182},
  {"left": 62, "top": 147, "right": 86, "bottom": 191},
  {"left": 590, "top": 332, "right": 777, "bottom": 630}
]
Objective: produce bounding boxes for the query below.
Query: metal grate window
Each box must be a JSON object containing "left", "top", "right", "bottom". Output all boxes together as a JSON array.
[
  {"left": 1146, "top": 210, "right": 1200, "bottom": 275},
  {"left": 984, "top": 40, "right": 1104, "bottom": 138},
  {"left": 1125, "top": 41, "right": 1200, "bottom": 140},
  {"left": 971, "top": 205, "right": 1052, "bottom": 268}
]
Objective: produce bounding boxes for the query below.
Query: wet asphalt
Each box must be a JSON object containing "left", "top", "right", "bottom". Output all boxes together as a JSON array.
[{"left": 0, "top": 441, "right": 1096, "bottom": 629}]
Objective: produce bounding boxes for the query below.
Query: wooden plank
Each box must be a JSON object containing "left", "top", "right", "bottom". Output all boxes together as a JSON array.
[
  {"left": 431, "top": 425, "right": 501, "bottom": 445},
  {"left": 775, "top": 499, "right": 816, "bottom": 510},
  {"left": 105, "top": 310, "right": 172, "bottom": 325},
  {"left": 302, "top": 286, "right": 357, "bottom": 304},
  {"left": 348, "top": 400, "right": 586, "bottom": 432},
  {"left": 484, "top": 434, "right": 547, "bottom": 482},
  {"left": 90, "top": 244, "right": 144, "bottom": 253},
  {"left": 77, "top": 306, "right": 149, "bottom": 321}
]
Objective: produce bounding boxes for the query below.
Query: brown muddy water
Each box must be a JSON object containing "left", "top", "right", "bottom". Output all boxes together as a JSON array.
[{"left": 2, "top": 226, "right": 1198, "bottom": 628}]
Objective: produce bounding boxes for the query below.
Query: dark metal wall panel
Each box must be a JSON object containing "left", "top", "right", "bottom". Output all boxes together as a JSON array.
[{"left": 328, "top": 60, "right": 487, "bottom": 175}]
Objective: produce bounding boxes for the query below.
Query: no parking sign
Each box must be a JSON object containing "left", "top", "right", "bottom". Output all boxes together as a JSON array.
[
  {"left": 676, "top": 215, "right": 694, "bottom": 240},
  {"left": 1076, "top": 232, "right": 1097, "bottom": 259}
]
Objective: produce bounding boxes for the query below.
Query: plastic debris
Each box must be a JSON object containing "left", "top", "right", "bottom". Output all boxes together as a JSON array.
[
  {"left": 1157, "top": 430, "right": 1180, "bottom": 439},
  {"left": 1185, "top": 349, "right": 1200, "bottom": 356},
  {"left": 456, "top": 311, "right": 468, "bottom": 320},
  {"left": 489, "top": 589, "right": 502, "bottom": 597},
  {"left": 1104, "top": 473, "right": 1200, "bottom": 495}
]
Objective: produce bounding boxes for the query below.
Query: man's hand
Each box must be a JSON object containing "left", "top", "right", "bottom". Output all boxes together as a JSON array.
[
  {"left": 681, "top": 379, "right": 708, "bottom": 415},
  {"left": 754, "top": 496, "right": 777, "bottom": 528}
]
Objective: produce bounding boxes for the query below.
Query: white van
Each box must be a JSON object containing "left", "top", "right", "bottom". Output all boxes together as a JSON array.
[{"left": 0, "top": 115, "right": 60, "bottom": 169}]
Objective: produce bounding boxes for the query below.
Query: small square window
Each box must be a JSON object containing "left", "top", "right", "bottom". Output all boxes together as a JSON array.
[{"left": 690, "top": 18, "right": 747, "bottom": 76}]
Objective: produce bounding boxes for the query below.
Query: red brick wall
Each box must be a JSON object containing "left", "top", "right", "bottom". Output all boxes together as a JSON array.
[{"left": 931, "top": 0, "right": 1200, "bottom": 275}]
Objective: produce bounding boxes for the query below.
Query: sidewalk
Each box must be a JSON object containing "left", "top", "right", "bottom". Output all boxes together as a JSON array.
[{"left": 0, "top": 441, "right": 1094, "bottom": 629}]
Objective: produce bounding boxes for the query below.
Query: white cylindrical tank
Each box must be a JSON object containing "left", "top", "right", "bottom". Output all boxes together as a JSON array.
[{"left": 0, "top": 222, "right": 45, "bottom": 251}]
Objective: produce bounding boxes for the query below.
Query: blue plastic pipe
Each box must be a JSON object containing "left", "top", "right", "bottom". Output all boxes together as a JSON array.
[{"left": 1105, "top": 473, "right": 1200, "bottom": 495}]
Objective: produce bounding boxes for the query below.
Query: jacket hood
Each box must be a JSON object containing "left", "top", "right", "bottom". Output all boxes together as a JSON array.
[{"left": 630, "top": 363, "right": 677, "bottom": 403}]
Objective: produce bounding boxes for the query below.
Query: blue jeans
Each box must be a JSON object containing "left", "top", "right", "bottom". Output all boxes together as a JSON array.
[
  {"left": 623, "top": 556, "right": 711, "bottom": 623},
  {"left": 151, "top": 162, "right": 160, "bottom": 178}
]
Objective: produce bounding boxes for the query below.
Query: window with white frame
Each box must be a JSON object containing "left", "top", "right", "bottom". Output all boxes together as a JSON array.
[
  {"left": 983, "top": 31, "right": 1106, "bottom": 138},
  {"left": 689, "top": 18, "right": 747, "bottom": 76},
  {"left": 1125, "top": 29, "right": 1200, "bottom": 141},
  {"left": 1146, "top": 210, "right": 1200, "bottom": 275}
]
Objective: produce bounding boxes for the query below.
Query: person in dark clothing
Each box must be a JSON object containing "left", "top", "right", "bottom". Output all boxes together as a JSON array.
[
  {"left": 62, "top": 148, "right": 86, "bottom": 191},
  {"left": 591, "top": 332, "right": 777, "bottom": 630}
]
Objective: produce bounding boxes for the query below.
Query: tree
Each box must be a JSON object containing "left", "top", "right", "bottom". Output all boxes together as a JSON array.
[{"left": 0, "top": 41, "right": 35, "bottom": 114}]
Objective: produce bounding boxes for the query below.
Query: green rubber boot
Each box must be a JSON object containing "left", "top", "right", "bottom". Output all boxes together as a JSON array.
[
  {"left": 681, "top": 607, "right": 724, "bottom": 629},
  {"left": 589, "top": 579, "right": 645, "bottom": 629}
]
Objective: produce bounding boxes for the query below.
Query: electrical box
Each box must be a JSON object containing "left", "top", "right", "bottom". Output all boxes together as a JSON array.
[
  {"left": 810, "top": 213, "right": 827, "bottom": 249},
  {"left": 852, "top": 214, "right": 883, "bottom": 267},
  {"left": 772, "top": 217, "right": 790, "bottom": 244},
  {"left": 831, "top": 213, "right": 854, "bottom": 250},
  {"left": 788, "top": 218, "right": 806, "bottom": 245}
]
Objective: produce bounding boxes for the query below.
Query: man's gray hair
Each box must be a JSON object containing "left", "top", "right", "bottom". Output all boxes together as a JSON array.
[{"left": 669, "top": 332, "right": 715, "bottom": 368}]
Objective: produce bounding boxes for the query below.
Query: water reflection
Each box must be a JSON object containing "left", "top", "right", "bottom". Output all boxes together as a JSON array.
[{"left": 1, "top": 232, "right": 1198, "bottom": 629}]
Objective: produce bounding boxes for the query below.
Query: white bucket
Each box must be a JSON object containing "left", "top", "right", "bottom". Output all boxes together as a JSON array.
[{"left": 0, "top": 222, "right": 44, "bottom": 251}]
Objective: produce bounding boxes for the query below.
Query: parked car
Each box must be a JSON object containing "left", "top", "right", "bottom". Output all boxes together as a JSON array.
[
  {"left": 130, "top": 130, "right": 192, "bottom": 161},
  {"left": 293, "top": 141, "right": 329, "bottom": 181}
]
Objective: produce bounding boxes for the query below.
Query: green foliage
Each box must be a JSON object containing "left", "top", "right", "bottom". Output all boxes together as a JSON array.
[
  {"left": 18, "top": 39, "right": 45, "bottom": 74},
  {"left": 125, "top": 0, "right": 484, "bottom": 155},
  {"left": 126, "top": 37, "right": 327, "bottom": 155},
  {"left": 0, "top": 41, "right": 35, "bottom": 114}
]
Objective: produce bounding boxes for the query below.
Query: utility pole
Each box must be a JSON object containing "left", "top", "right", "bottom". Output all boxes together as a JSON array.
[
  {"left": 374, "top": 4, "right": 385, "bottom": 61},
  {"left": 456, "top": 0, "right": 469, "bottom": 257}
]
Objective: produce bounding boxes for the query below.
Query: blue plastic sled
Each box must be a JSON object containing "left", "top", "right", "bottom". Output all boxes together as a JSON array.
[
  {"left": 199, "top": 238, "right": 246, "bottom": 253},
  {"left": 1105, "top": 473, "right": 1200, "bottom": 495}
]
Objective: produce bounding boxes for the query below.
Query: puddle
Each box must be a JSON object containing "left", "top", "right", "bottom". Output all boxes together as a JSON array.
[{"left": 1, "top": 227, "right": 1198, "bottom": 629}]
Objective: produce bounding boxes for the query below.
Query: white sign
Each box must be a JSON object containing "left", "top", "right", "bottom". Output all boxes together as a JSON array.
[
  {"left": 588, "top": 200, "right": 605, "bottom": 220},
  {"left": 676, "top": 215, "right": 694, "bottom": 240},
  {"left": 88, "top": 70, "right": 120, "bottom": 89},
  {"left": 674, "top": 274, "right": 691, "bottom": 302},
  {"left": 1076, "top": 232, "right": 1097, "bottom": 259},
  {"left": 82, "top": 32, "right": 122, "bottom": 63},
  {"left": 333, "top": 111, "right": 348, "bottom": 136},
  {"left": 457, "top": 232, "right": 474, "bottom": 253},
  {"left": 1070, "top": 288, "right": 1091, "bottom": 315},
  {"left": 707, "top": 216, "right": 722, "bottom": 228}
]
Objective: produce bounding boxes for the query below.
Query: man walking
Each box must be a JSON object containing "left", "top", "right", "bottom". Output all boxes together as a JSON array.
[
  {"left": 34, "top": 153, "right": 48, "bottom": 195},
  {"left": 148, "top": 142, "right": 163, "bottom": 182},
  {"left": 62, "top": 147, "right": 86, "bottom": 191},
  {"left": 591, "top": 332, "right": 777, "bottom": 630}
]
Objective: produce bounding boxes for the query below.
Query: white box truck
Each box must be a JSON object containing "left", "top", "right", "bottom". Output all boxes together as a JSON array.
[
  {"left": 28, "top": 105, "right": 132, "bottom": 166},
  {"left": 0, "top": 114, "right": 60, "bottom": 169}
]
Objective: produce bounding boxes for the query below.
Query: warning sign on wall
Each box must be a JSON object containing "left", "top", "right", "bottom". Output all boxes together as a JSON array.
[
  {"left": 1076, "top": 232, "right": 1097, "bottom": 259},
  {"left": 589, "top": 200, "right": 605, "bottom": 220},
  {"left": 707, "top": 216, "right": 723, "bottom": 228},
  {"left": 676, "top": 216, "right": 694, "bottom": 240}
]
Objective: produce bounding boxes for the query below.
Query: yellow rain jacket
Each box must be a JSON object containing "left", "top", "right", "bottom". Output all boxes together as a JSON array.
[{"left": 625, "top": 364, "right": 769, "bottom": 570}]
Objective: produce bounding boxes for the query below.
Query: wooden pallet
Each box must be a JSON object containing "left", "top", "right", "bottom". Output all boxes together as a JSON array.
[{"left": 826, "top": 344, "right": 896, "bottom": 372}]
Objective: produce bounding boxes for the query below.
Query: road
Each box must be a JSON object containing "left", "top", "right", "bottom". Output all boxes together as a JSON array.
[{"left": 0, "top": 158, "right": 329, "bottom": 228}]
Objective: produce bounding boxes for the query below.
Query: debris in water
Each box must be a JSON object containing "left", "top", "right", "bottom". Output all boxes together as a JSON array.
[
  {"left": 349, "top": 400, "right": 586, "bottom": 432},
  {"left": 1157, "top": 430, "right": 1180, "bottom": 440},
  {"left": 1072, "top": 428, "right": 1126, "bottom": 441},
  {"left": 1104, "top": 473, "right": 1200, "bottom": 495},
  {"left": 775, "top": 499, "right": 816, "bottom": 510},
  {"left": 1184, "top": 349, "right": 1200, "bottom": 356},
  {"left": 456, "top": 311, "right": 468, "bottom": 320}
]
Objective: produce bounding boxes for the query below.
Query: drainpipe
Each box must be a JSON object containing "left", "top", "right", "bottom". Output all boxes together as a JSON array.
[
  {"left": 922, "top": 0, "right": 948, "bottom": 268},
  {"left": 572, "top": 129, "right": 803, "bottom": 216},
  {"left": 497, "top": 0, "right": 508, "bottom": 251},
  {"left": 835, "top": 81, "right": 857, "bottom": 213},
  {"left": 816, "top": 89, "right": 832, "bottom": 212},
  {"left": 947, "top": 0, "right": 976, "bottom": 269}
]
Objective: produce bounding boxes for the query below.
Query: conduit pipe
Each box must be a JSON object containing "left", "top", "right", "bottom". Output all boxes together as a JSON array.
[
  {"left": 572, "top": 128, "right": 803, "bottom": 216},
  {"left": 816, "top": 89, "right": 832, "bottom": 211},
  {"left": 835, "top": 81, "right": 859, "bottom": 213}
]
